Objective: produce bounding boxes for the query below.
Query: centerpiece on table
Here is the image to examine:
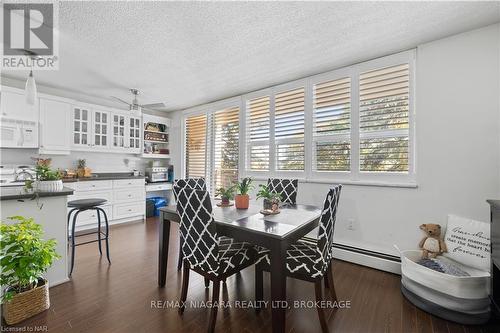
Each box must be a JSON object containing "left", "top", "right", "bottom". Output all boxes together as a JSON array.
[
  {"left": 1, "top": 216, "right": 60, "bottom": 325},
  {"left": 256, "top": 184, "right": 282, "bottom": 215},
  {"left": 215, "top": 185, "right": 236, "bottom": 207},
  {"left": 234, "top": 177, "right": 253, "bottom": 209},
  {"left": 31, "top": 158, "right": 63, "bottom": 192}
]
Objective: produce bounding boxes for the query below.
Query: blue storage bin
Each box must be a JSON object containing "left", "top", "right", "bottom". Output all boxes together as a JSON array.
[{"left": 150, "top": 196, "right": 167, "bottom": 216}]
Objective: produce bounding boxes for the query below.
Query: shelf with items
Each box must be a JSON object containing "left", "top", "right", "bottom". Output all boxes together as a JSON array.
[{"left": 142, "top": 114, "right": 171, "bottom": 160}]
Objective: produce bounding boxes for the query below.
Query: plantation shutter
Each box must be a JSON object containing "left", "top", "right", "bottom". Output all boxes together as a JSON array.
[
  {"left": 212, "top": 106, "right": 239, "bottom": 191},
  {"left": 359, "top": 63, "right": 409, "bottom": 172},
  {"left": 313, "top": 77, "right": 351, "bottom": 171},
  {"left": 185, "top": 114, "right": 207, "bottom": 179},
  {"left": 275, "top": 87, "right": 305, "bottom": 171},
  {"left": 247, "top": 96, "right": 270, "bottom": 171}
]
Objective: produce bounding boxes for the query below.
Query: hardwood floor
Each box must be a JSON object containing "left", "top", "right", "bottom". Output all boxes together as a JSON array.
[{"left": 4, "top": 217, "right": 499, "bottom": 333}]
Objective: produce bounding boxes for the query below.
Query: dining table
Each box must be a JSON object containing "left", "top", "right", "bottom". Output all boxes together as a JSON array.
[{"left": 158, "top": 200, "right": 322, "bottom": 333}]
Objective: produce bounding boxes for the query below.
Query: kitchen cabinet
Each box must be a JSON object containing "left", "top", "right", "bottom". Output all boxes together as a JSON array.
[
  {"left": 39, "top": 97, "right": 71, "bottom": 154},
  {"left": 0, "top": 87, "right": 38, "bottom": 122},
  {"left": 112, "top": 113, "right": 142, "bottom": 153},
  {"left": 72, "top": 105, "right": 91, "bottom": 148},
  {"left": 92, "top": 109, "right": 110, "bottom": 148}
]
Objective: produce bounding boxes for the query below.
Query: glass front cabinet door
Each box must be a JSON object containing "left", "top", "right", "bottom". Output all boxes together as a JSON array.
[
  {"left": 72, "top": 106, "right": 91, "bottom": 147},
  {"left": 112, "top": 114, "right": 126, "bottom": 149},
  {"left": 93, "top": 110, "right": 110, "bottom": 148},
  {"left": 128, "top": 116, "right": 141, "bottom": 153}
]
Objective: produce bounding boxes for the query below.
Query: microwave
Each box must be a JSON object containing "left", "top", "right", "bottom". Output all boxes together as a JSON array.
[
  {"left": 0, "top": 118, "right": 38, "bottom": 148},
  {"left": 145, "top": 167, "right": 169, "bottom": 183}
]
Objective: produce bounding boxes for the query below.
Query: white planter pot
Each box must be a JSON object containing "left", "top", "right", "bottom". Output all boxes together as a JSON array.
[{"left": 36, "top": 180, "right": 63, "bottom": 192}]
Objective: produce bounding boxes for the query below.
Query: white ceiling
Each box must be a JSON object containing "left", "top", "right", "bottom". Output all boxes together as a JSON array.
[{"left": 2, "top": 1, "right": 499, "bottom": 111}]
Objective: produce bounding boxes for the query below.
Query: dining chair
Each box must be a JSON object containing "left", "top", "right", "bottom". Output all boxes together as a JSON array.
[
  {"left": 173, "top": 178, "right": 207, "bottom": 272},
  {"left": 175, "top": 186, "right": 259, "bottom": 333},
  {"left": 255, "top": 185, "right": 342, "bottom": 333},
  {"left": 267, "top": 178, "right": 299, "bottom": 205}
]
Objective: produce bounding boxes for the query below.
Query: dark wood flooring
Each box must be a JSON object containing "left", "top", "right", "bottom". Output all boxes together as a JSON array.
[{"left": 4, "top": 217, "right": 499, "bottom": 333}]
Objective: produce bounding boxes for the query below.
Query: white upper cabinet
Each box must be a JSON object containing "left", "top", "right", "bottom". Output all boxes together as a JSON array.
[
  {"left": 72, "top": 105, "right": 91, "bottom": 148},
  {"left": 112, "top": 113, "right": 142, "bottom": 153},
  {"left": 92, "top": 109, "right": 110, "bottom": 149},
  {"left": 39, "top": 97, "right": 71, "bottom": 154},
  {"left": 0, "top": 87, "right": 38, "bottom": 122}
]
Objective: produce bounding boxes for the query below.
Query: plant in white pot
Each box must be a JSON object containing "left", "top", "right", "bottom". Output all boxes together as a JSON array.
[
  {"left": 33, "top": 158, "right": 63, "bottom": 192},
  {"left": 1, "top": 216, "right": 60, "bottom": 325}
]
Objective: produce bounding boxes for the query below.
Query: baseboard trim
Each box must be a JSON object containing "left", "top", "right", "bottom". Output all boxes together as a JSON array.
[{"left": 332, "top": 243, "right": 402, "bottom": 275}]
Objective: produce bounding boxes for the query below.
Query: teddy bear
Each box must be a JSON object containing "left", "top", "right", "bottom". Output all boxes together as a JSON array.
[{"left": 418, "top": 223, "right": 447, "bottom": 259}]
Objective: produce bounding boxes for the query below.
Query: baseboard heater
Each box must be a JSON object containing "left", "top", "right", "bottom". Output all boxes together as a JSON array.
[{"left": 332, "top": 243, "right": 401, "bottom": 263}]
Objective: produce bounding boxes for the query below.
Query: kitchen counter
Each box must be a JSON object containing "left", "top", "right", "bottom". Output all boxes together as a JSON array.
[
  {"left": 0, "top": 186, "right": 74, "bottom": 201},
  {"left": 62, "top": 173, "right": 145, "bottom": 182}
]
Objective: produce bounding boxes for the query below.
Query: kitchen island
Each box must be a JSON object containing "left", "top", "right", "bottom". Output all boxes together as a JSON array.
[{"left": 1, "top": 186, "right": 74, "bottom": 286}]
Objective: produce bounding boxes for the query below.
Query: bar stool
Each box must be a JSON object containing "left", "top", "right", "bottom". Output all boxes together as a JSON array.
[{"left": 67, "top": 198, "right": 111, "bottom": 276}]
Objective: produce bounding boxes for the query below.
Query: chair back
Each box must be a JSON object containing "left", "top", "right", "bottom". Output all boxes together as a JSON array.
[
  {"left": 173, "top": 178, "right": 207, "bottom": 201},
  {"left": 267, "top": 178, "right": 298, "bottom": 204},
  {"left": 174, "top": 187, "right": 219, "bottom": 275},
  {"left": 316, "top": 185, "right": 342, "bottom": 272}
]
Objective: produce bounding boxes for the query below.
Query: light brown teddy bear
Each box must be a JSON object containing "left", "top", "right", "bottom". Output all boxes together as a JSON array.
[{"left": 419, "top": 224, "right": 447, "bottom": 259}]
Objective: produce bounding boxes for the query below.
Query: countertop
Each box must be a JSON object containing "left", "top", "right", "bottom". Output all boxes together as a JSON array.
[
  {"left": 62, "top": 173, "right": 145, "bottom": 183},
  {"left": 1, "top": 186, "right": 74, "bottom": 201}
]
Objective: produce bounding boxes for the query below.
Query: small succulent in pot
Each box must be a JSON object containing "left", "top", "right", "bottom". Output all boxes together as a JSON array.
[
  {"left": 215, "top": 185, "right": 236, "bottom": 204},
  {"left": 256, "top": 184, "right": 282, "bottom": 212},
  {"left": 234, "top": 177, "right": 253, "bottom": 209}
]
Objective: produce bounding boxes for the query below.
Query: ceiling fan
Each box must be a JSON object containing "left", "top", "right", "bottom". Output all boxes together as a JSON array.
[{"left": 111, "top": 89, "right": 166, "bottom": 112}]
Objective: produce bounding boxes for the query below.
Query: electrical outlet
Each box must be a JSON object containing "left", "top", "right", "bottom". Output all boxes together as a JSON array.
[{"left": 347, "top": 218, "right": 355, "bottom": 231}]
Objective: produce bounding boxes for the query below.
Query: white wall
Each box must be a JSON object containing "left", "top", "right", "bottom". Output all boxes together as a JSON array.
[{"left": 169, "top": 24, "right": 500, "bottom": 258}]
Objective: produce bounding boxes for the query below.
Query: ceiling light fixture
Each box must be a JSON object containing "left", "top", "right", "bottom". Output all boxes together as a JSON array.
[{"left": 23, "top": 50, "right": 39, "bottom": 105}]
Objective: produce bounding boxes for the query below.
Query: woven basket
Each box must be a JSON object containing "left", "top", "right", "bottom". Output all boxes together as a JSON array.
[{"left": 2, "top": 279, "right": 50, "bottom": 325}]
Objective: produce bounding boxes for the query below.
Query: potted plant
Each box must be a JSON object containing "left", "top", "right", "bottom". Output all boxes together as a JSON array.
[
  {"left": 33, "top": 158, "right": 63, "bottom": 192},
  {"left": 234, "top": 177, "right": 253, "bottom": 209},
  {"left": 256, "top": 184, "right": 282, "bottom": 212},
  {"left": 215, "top": 185, "right": 236, "bottom": 205},
  {"left": 1, "top": 216, "right": 60, "bottom": 325}
]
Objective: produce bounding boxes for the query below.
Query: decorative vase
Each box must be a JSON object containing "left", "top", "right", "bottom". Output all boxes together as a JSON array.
[
  {"left": 221, "top": 196, "right": 230, "bottom": 205},
  {"left": 263, "top": 199, "right": 280, "bottom": 212},
  {"left": 2, "top": 278, "right": 50, "bottom": 325},
  {"left": 235, "top": 194, "right": 249, "bottom": 209},
  {"left": 36, "top": 180, "right": 63, "bottom": 192}
]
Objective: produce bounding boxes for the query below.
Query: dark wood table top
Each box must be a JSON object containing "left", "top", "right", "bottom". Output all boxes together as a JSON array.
[{"left": 160, "top": 201, "right": 322, "bottom": 240}]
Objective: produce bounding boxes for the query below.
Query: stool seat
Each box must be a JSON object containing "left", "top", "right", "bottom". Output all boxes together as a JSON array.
[{"left": 68, "top": 198, "right": 107, "bottom": 208}]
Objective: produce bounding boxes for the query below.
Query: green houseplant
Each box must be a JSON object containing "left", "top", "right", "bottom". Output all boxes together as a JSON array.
[
  {"left": 215, "top": 185, "right": 236, "bottom": 205},
  {"left": 234, "top": 177, "right": 253, "bottom": 209},
  {"left": 1, "top": 216, "right": 60, "bottom": 324},
  {"left": 256, "top": 184, "right": 282, "bottom": 212},
  {"left": 33, "top": 158, "right": 63, "bottom": 192}
]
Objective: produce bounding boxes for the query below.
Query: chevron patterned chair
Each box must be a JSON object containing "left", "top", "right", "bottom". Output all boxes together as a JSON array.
[
  {"left": 174, "top": 186, "right": 259, "bottom": 333},
  {"left": 255, "top": 185, "right": 342, "bottom": 333}
]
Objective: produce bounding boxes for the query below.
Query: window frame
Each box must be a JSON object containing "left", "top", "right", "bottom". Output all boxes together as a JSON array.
[{"left": 182, "top": 50, "right": 416, "bottom": 188}]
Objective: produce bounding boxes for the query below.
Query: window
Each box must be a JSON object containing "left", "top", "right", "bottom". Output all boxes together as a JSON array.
[
  {"left": 313, "top": 77, "right": 351, "bottom": 172},
  {"left": 184, "top": 104, "right": 240, "bottom": 193},
  {"left": 359, "top": 64, "right": 410, "bottom": 172},
  {"left": 212, "top": 106, "right": 240, "bottom": 190},
  {"left": 275, "top": 87, "right": 305, "bottom": 171},
  {"left": 246, "top": 96, "right": 270, "bottom": 171},
  {"left": 185, "top": 114, "right": 207, "bottom": 178},
  {"left": 184, "top": 50, "right": 415, "bottom": 186}
]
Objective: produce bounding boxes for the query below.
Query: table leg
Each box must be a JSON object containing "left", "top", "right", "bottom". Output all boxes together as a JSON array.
[
  {"left": 158, "top": 215, "right": 170, "bottom": 287},
  {"left": 270, "top": 241, "right": 287, "bottom": 333}
]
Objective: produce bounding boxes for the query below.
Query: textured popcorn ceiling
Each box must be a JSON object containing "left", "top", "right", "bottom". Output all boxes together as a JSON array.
[{"left": 2, "top": 1, "right": 499, "bottom": 111}]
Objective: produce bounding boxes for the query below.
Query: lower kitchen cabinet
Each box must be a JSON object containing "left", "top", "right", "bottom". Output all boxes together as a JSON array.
[{"left": 65, "top": 179, "right": 145, "bottom": 231}]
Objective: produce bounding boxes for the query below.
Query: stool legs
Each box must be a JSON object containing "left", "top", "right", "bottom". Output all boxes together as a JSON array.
[
  {"left": 96, "top": 208, "right": 102, "bottom": 255},
  {"left": 69, "top": 210, "right": 81, "bottom": 277},
  {"left": 97, "top": 207, "right": 111, "bottom": 264}
]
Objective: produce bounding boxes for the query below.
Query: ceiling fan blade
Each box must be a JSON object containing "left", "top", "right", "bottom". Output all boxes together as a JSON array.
[{"left": 111, "top": 96, "right": 131, "bottom": 105}]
